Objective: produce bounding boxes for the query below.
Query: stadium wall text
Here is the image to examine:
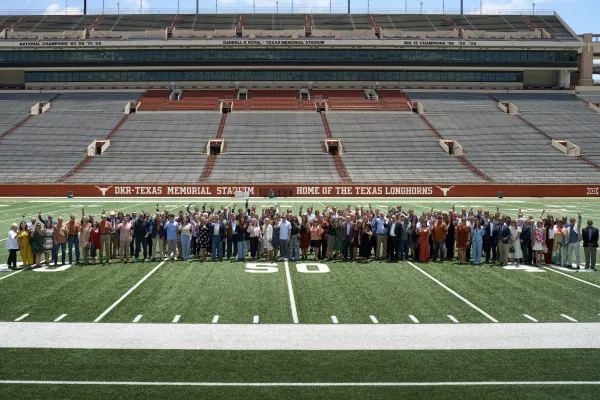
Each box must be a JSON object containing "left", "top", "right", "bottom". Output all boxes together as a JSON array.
[{"left": 1, "top": 185, "right": 599, "bottom": 197}]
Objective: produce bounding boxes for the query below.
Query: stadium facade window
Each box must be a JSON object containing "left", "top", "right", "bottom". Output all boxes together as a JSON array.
[
  {"left": 1, "top": 49, "right": 577, "bottom": 65},
  {"left": 25, "top": 70, "right": 525, "bottom": 83}
]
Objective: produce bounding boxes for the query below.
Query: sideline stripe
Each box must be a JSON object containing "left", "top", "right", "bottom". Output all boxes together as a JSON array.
[
  {"left": 331, "top": 316, "right": 339, "bottom": 324},
  {"left": 369, "top": 315, "right": 379, "bottom": 324},
  {"left": 447, "top": 315, "right": 460, "bottom": 323},
  {"left": 212, "top": 315, "right": 219, "bottom": 324},
  {"left": 409, "top": 315, "right": 420, "bottom": 324},
  {"left": 172, "top": 315, "right": 181, "bottom": 323},
  {"left": 53, "top": 314, "right": 67, "bottom": 322},
  {"left": 544, "top": 266, "right": 600, "bottom": 290},
  {"left": 132, "top": 315, "right": 143, "bottom": 323},
  {"left": 1, "top": 380, "right": 600, "bottom": 387},
  {"left": 0, "top": 269, "right": 24, "bottom": 281},
  {"left": 253, "top": 315, "right": 259, "bottom": 324},
  {"left": 407, "top": 261, "right": 498, "bottom": 323},
  {"left": 14, "top": 314, "right": 29, "bottom": 322},
  {"left": 561, "top": 314, "right": 578, "bottom": 322},
  {"left": 93, "top": 261, "right": 166, "bottom": 322},
  {"left": 523, "top": 314, "right": 539, "bottom": 323},
  {"left": 283, "top": 261, "right": 299, "bottom": 324}
]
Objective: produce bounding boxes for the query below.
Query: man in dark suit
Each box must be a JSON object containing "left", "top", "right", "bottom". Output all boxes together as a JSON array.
[
  {"left": 498, "top": 219, "right": 512, "bottom": 265},
  {"left": 341, "top": 215, "right": 356, "bottom": 261},
  {"left": 207, "top": 215, "right": 226, "bottom": 261},
  {"left": 388, "top": 215, "right": 402, "bottom": 261},
  {"left": 483, "top": 219, "right": 498, "bottom": 263},
  {"left": 582, "top": 219, "right": 599, "bottom": 271},
  {"left": 520, "top": 220, "right": 533, "bottom": 265}
]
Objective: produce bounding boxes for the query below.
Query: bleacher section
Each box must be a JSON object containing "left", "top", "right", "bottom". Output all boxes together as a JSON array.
[
  {"left": 0, "top": 92, "right": 139, "bottom": 183},
  {"left": 0, "top": 13, "right": 578, "bottom": 40},
  {"left": 1, "top": 90, "right": 599, "bottom": 184},
  {"left": 68, "top": 112, "right": 222, "bottom": 183},
  {"left": 495, "top": 93, "right": 600, "bottom": 165},
  {"left": 407, "top": 92, "right": 600, "bottom": 183},
  {"left": 325, "top": 112, "right": 482, "bottom": 183},
  {"left": 0, "top": 93, "right": 54, "bottom": 134},
  {"left": 208, "top": 113, "right": 340, "bottom": 184}
]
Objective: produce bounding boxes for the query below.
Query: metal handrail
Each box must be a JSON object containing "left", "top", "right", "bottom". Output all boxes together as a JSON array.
[{"left": 0, "top": 7, "right": 556, "bottom": 16}]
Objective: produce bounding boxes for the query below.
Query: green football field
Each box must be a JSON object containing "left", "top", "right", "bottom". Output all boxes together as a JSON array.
[{"left": 1, "top": 197, "right": 600, "bottom": 399}]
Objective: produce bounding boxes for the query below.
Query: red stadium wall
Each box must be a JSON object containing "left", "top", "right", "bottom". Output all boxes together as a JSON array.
[{"left": 1, "top": 184, "right": 599, "bottom": 197}]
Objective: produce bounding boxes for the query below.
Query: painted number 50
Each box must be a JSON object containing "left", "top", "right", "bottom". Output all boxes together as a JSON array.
[{"left": 245, "top": 263, "right": 330, "bottom": 274}]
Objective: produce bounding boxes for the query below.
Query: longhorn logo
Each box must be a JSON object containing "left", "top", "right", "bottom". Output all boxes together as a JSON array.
[
  {"left": 435, "top": 186, "right": 454, "bottom": 197},
  {"left": 587, "top": 187, "right": 599, "bottom": 196},
  {"left": 95, "top": 186, "right": 113, "bottom": 196}
]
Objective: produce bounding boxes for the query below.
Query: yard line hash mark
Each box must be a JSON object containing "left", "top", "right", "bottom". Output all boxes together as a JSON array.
[
  {"left": 331, "top": 316, "right": 339, "bottom": 324},
  {"left": 93, "top": 261, "right": 166, "bottom": 322},
  {"left": 561, "top": 314, "right": 578, "bottom": 322},
  {"left": 409, "top": 315, "right": 420, "bottom": 324},
  {"left": 212, "top": 315, "right": 219, "bottom": 324},
  {"left": 523, "top": 314, "right": 538, "bottom": 323},
  {"left": 369, "top": 315, "right": 379, "bottom": 324},
  {"left": 54, "top": 314, "right": 67, "bottom": 322},
  {"left": 253, "top": 316, "right": 259, "bottom": 324},
  {"left": 447, "top": 315, "right": 459, "bottom": 323},
  {"left": 14, "top": 314, "right": 29, "bottom": 322},
  {"left": 407, "top": 261, "right": 498, "bottom": 323},
  {"left": 172, "top": 315, "right": 181, "bottom": 323},
  {"left": 132, "top": 315, "right": 143, "bottom": 323}
]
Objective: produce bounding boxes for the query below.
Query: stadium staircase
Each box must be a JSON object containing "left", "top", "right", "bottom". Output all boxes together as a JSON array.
[
  {"left": 57, "top": 156, "right": 94, "bottom": 183},
  {"left": 198, "top": 112, "right": 228, "bottom": 183},
  {"left": 411, "top": 96, "right": 493, "bottom": 183},
  {"left": 321, "top": 112, "right": 352, "bottom": 183},
  {"left": 0, "top": 93, "right": 61, "bottom": 142}
]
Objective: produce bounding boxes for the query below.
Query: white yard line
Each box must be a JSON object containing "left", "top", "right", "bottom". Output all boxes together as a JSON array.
[
  {"left": 0, "top": 269, "right": 24, "bottom": 281},
  {"left": 14, "top": 314, "right": 29, "bottom": 322},
  {"left": 331, "top": 316, "right": 339, "bottom": 324},
  {"left": 132, "top": 315, "right": 143, "bottom": 323},
  {"left": 212, "top": 315, "right": 219, "bottom": 324},
  {"left": 1, "top": 380, "right": 600, "bottom": 387},
  {"left": 369, "top": 315, "right": 379, "bottom": 324},
  {"left": 53, "top": 314, "right": 67, "bottom": 322},
  {"left": 172, "top": 315, "right": 181, "bottom": 323},
  {"left": 253, "top": 315, "right": 259, "bottom": 324},
  {"left": 523, "top": 314, "right": 539, "bottom": 323},
  {"left": 93, "top": 261, "right": 166, "bottom": 322},
  {"left": 284, "top": 260, "right": 299, "bottom": 324},
  {"left": 543, "top": 266, "right": 600, "bottom": 290},
  {"left": 409, "top": 315, "right": 420, "bottom": 324},
  {"left": 561, "top": 314, "right": 578, "bottom": 322},
  {"left": 3, "top": 322, "right": 600, "bottom": 350},
  {"left": 447, "top": 315, "right": 459, "bottom": 323},
  {"left": 0, "top": 202, "right": 58, "bottom": 217},
  {"left": 407, "top": 261, "right": 498, "bottom": 323}
]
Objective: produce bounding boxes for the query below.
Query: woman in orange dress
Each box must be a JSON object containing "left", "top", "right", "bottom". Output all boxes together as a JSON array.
[
  {"left": 456, "top": 219, "right": 471, "bottom": 264},
  {"left": 418, "top": 218, "right": 431, "bottom": 263}
]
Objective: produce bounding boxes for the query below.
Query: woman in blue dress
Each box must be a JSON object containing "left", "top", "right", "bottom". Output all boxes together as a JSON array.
[{"left": 471, "top": 219, "right": 484, "bottom": 265}]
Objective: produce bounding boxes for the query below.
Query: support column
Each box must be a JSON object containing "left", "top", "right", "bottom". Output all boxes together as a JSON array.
[
  {"left": 579, "top": 33, "right": 594, "bottom": 86},
  {"left": 558, "top": 70, "right": 571, "bottom": 89}
]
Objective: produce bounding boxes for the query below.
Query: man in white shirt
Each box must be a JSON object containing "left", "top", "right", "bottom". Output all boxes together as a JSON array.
[
  {"left": 6, "top": 223, "right": 19, "bottom": 269},
  {"left": 279, "top": 217, "right": 292, "bottom": 261}
]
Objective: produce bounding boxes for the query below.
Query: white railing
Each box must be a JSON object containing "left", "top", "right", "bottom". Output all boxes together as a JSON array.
[{"left": 0, "top": 7, "right": 555, "bottom": 16}]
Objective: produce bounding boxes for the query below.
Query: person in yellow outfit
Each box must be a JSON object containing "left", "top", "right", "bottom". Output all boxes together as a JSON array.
[{"left": 18, "top": 221, "right": 33, "bottom": 267}]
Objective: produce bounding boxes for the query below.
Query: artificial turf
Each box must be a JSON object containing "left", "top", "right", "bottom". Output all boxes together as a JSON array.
[{"left": 1, "top": 349, "right": 599, "bottom": 399}]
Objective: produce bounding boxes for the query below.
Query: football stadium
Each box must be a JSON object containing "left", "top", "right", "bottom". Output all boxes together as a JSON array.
[{"left": 1, "top": 0, "right": 600, "bottom": 398}]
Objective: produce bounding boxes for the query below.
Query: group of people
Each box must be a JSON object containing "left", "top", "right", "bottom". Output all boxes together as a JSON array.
[{"left": 5, "top": 202, "right": 599, "bottom": 271}]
